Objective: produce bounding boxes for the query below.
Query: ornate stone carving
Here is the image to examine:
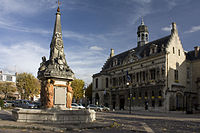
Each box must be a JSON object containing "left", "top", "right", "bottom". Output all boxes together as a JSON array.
[
  {"left": 66, "top": 82, "right": 73, "bottom": 108},
  {"left": 45, "top": 79, "right": 54, "bottom": 108}
]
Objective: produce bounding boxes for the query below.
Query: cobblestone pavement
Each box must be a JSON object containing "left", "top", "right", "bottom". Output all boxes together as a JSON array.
[
  {"left": 98, "top": 111, "right": 200, "bottom": 133},
  {"left": 0, "top": 109, "right": 200, "bottom": 133}
]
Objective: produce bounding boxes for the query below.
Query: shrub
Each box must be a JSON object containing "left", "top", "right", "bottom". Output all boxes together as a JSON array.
[{"left": 0, "top": 99, "right": 4, "bottom": 107}]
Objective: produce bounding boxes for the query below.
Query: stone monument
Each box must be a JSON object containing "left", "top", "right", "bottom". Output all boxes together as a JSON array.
[
  {"left": 37, "top": 5, "right": 74, "bottom": 109},
  {"left": 12, "top": 4, "right": 96, "bottom": 124}
]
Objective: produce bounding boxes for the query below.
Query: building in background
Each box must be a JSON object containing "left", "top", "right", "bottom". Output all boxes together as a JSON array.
[
  {"left": 0, "top": 71, "right": 19, "bottom": 99},
  {"left": 92, "top": 20, "right": 200, "bottom": 112}
]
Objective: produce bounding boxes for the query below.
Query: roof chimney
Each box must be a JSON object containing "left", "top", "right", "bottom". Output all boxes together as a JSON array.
[
  {"left": 110, "top": 49, "right": 114, "bottom": 58},
  {"left": 194, "top": 46, "right": 200, "bottom": 57}
]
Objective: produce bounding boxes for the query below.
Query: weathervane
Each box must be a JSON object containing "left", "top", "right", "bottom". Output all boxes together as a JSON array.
[
  {"left": 56, "top": 0, "right": 61, "bottom": 12},
  {"left": 57, "top": 0, "right": 61, "bottom": 7}
]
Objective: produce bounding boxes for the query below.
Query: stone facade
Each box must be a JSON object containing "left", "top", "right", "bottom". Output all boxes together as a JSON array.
[{"left": 92, "top": 21, "right": 200, "bottom": 112}]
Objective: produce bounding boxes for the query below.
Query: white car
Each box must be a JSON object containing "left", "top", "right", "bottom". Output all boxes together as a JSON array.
[
  {"left": 78, "top": 103, "right": 85, "bottom": 109},
  {"left": 71, "top": 103, "right": 85, "bottom": 109}
]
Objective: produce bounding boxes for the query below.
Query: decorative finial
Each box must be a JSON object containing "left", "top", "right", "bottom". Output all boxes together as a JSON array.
[
  {"left": 141, "top": 17, "right": 144, "bottom": 25},
  {"left": 56, "top": 0, "right": 61, "bottom": 12}
]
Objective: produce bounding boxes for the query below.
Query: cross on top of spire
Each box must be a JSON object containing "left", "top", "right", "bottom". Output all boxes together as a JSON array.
[{"left": 56, "top": 0, "right": 61, "bottom": 12}]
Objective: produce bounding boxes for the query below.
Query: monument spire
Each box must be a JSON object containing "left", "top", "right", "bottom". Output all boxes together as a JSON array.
[
  {"left": 38, "top": 3, "right": 74, "bottom": 81},
  {"left": 49, "top": 4, "right": 66, "bottom": 65}
]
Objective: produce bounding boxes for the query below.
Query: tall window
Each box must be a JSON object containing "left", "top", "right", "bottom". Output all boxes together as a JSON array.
[
  {"left": 145, "top": 91, "right": 148, "bottom": 97},
  {"left": 173, "top": 47, "right": 175, "bottom": 54},
  {"left": 143, "top": 71, "right": 146, "bottom": 81},
  {"left": 187, "top": 67, "right": 190, "bottom": 79},
  {"left": 159, "top": 90, "right": 162, "bottom": 96},
  {"left": 113, "top": 78, "right": 116, "bottom": 86},
  {"left": 6, "top": 76, "right": 12, "bottom": 81},
  {"left": 174, "top": 70, "right": 178, "bottom": 80},
  {"left": 150, "top": 69, "right": 155, "bottom": 80},
  {"left": 123, "top": 76, "right": 125, "bottom": 85},
  {"left": 178, "top": 49, "right": 180, "bottom": 56},
  {"left": 96, "top": 78, "right": 98, "bottom": 89},
  {"left": 152, "top": 91, "right": 155, "bottom": 96},
  {"left": 106, "top": 78, "right": 109, "bottom": 88},
  {"left": 136, "top": 72, "right": 139, "bottom": 82}
]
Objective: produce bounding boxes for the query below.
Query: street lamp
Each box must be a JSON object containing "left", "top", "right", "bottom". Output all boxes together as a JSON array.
[{"left": 127, "top": 82, "right": 132, "bottom": 114}]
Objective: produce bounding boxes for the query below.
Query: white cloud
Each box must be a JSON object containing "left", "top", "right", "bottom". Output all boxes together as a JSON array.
[
  {"left": 0, "top": 42, "right": 48, "bottom": 76},
  {"left": 89, "top": 46, "right": 103, "bottom": 51},
  {"left": 185, "top": 25, "right": 200, "bottom": 33},
  {"left": 161, "top": 25, "right": 172, "bottom": 32}
]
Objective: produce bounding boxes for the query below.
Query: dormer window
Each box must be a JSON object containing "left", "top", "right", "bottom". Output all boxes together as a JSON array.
[
  {"left": 150, "top": 44, "right": 157, "bottom": 55},
  {"left": 113, "top": 58, "right": 118, "bottom": 66}
]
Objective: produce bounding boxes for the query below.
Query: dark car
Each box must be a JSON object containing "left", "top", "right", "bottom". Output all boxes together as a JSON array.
[{"left": 13, "top": 100, "right": 38, "bottom": 109}]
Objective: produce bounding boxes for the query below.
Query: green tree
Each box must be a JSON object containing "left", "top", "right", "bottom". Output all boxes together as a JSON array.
[
  {"left": 71, "top": 79, "right": 85, "bottom": 102},
  {"left": 85, "top": 83, "right": 92, "bottom": 102},
  {"left": 0, "top": 82, "right": 16, "bottom": 99},
  {"left": 16, "top": 73, "right": 40, "bottom": 100}
]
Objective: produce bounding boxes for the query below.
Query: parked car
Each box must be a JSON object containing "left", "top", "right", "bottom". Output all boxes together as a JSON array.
[
  {"left": 78, "top": 103, "right": 85, "bottom": 109},
  {"left": 98, "top": 105, "right": 110, "bottom": 112},
  {"left": 71, "top": 103, "right": 79, "bottom": 109},
  {"left": 21, "top": 100, "right": 38, "bottom": 109},
  {"left": 13, "top": 100, "right": 38, "bottom": 109},
  {"left": 4, "top": 100, "right": 13, "bottom": 107},
  {"left": 71, "top": 103, "right": 85, "bottom": 109},
  {"left": 87, "top": 104, "right": 103, "bottom": 112}
]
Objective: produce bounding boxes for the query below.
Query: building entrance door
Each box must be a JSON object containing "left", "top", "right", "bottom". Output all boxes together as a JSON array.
[
  {"left": 119, "top": 95, "right": 125, "bottom": 110},
  {"left": 176, "top": 93, "right": 184, "bottom": 110}
]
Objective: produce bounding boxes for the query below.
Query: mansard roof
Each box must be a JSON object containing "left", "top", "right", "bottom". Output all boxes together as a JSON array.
[
  {"left": 186, "top": 50, "right": 200, "bottom": 61},
  {"left": 102, "top": 35, "right": 171, "bottom": 70}
]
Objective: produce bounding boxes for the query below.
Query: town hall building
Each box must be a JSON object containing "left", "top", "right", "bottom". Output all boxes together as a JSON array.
[{"left": 92, "top": 20, "right": 200, "bottom": 112}]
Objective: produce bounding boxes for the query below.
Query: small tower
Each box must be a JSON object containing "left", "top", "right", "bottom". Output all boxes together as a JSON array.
[{"left": 137, "top": 18, "right": 149, "bottom": 47}]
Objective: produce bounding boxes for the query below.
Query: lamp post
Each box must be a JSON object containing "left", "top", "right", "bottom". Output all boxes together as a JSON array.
[{"left": 127, "top": 82, "right": 132, "bottom": 114}]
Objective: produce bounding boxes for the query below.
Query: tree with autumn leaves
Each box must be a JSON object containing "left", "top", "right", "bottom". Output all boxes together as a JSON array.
[
  {"left": 0, "top": 82, "right": 16, "bottom": 99},
  {"left": 16, "top": 73, "right": 40, "bottom": 100},
  {"left": 71, "top": 79, "right": 85, "bottom": 103},
  {"left": 85, "top": 83, "right": 92, "bottom": 103}
]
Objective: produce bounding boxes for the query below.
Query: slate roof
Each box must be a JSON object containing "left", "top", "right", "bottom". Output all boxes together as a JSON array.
[
  {"left": 186, "top": 50, "right": 200, "bottom": 61},
  {"left": 102, "top": 35, "right": 171, "bottom": 70}
]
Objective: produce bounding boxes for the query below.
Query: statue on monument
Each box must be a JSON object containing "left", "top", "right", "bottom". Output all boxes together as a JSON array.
[
  {"left": 45, "top": 79, "right": 54, "bottom": 108},
  {"left": 66, "top": 81, "right": 73, "bottom": 108}
]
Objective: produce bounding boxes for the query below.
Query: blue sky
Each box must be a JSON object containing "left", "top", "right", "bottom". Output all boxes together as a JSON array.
[{"left": 0, "top": 0, "right": 199, "bottom": 84}]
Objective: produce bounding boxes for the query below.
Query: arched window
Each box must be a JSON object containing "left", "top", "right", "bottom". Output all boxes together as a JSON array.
[{"left": 142, "top": 34, "right": 144, "bottom": 40}]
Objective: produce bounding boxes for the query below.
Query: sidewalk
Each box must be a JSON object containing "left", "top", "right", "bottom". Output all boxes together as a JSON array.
[{"left": 110, "top": 110, "right": 200, "bottom": 121}]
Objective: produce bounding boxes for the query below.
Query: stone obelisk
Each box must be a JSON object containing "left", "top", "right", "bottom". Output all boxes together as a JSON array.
[{"left": 38, "top": 6, "right": 74, "bottom": 109}]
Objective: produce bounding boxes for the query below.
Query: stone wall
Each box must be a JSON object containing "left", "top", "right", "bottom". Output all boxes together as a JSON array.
[{"left": 12, "top": 108, "right": 96, "bottom": 124}]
